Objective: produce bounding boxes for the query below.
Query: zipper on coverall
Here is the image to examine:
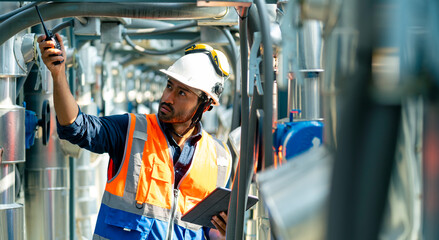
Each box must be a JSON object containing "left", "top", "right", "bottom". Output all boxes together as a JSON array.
[
  {"left": 165, "top": 159, "right": 195, "bottom": 240},
  {"left": 165, "top": 188, "right": 180, "bottom": 240}
]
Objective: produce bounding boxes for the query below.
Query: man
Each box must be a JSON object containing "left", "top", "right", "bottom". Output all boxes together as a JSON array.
[{"left": 38, "top": 34, "right": 232, "bottom": 240}]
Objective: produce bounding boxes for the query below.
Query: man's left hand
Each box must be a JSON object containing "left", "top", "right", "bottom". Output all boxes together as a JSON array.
[{"left": 210, "top": 211, "right": 227, "bottom": 239}]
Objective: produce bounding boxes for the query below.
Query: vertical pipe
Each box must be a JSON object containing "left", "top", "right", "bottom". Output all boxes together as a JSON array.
[
  {"left": 24, "top": 25, "right": 69, "bottom": 239},
  {"left": 220, "top": 28, "right": 240, "bottom": 167},
  {"left": 286, "top": 20, "right": 323, "bottom": 121},
  {"left": 67, "top": 26, "right": 77, "bottom": 240},
  {"left": 0, "top": 36, "right": 26, "bottom": 240},
  {"left": 242, "top": 88, "right": 263, "bottom": 239},
  {"left": 254, "top": 0, "right": 274, "bottom": 168},
  {"left": 24, "top": 69, "right": 70, "bottom": 240},
  {"left": 227, "top": 6, "right": 249, "bottom": 240},
  {"left": 326, "top": 0, "right": 401, "bottom": 239}
]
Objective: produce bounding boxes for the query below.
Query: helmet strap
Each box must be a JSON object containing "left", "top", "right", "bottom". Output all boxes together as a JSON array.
[{"left": 171, "top": 97, "right": 213, "bottom": 138}]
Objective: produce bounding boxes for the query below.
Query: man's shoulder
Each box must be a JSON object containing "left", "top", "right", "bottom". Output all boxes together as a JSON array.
[{"left": 204, "top": 133, "right": 231, "bottom": 158}]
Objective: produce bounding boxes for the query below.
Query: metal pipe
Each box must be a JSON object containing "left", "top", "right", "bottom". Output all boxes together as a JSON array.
[
  {"left": 288, "top": 71, "right": 323, "bottom": 120},
  {"left": 241, "top": 86, "right": 263, "bottom": 237},
  {"left": 126, "top": 19, "right": 174, "bottom": 29},
  {"left": 125, "top": 20, "right": 197, "bottom": 35},
  {"left": 74, "top": 16, "right": 87, "bottom": 25},
  {"left": 247, "top": 5, "right": 261, "bottom": 49},
  {"left": 326, "top": 0, "right": 402, "bottom": 239},
  {"left": 233, "top": 8, "right": 251, "bottom": 239},
  {"left": 319, "top": 1, "right": 358, "bottom": 150},
  {"left": 0, "top": 1, "right": 42, "bottom": 23},
  {"left": 123, "top": 34, "right": 200, "bottom": 55},
  {"left": 52, "top": 19, "right": 74, "bottom": 34},
  {"left": 219, "top": 27, "right": 238, "bottom": 79},
  {"left": 0, "top": 78, "right": 16, "bottom": 105},
  {"left": 218, "top": 27, "right": 238, "bottom": 107},
  {"left": 23, "top": 66, "right": 69, "bottom": 240},
  {"left": 0, "top": 203, "right": 24, "bottom": 240},
  {"left": 254, "top": 0, "right": 274, "bottom": 168},
  {"left": 0, "top": 36, "right": 26, "bottom": 240},
  {"left": 226, "top": 6, "right": 249, "bottom": 240},
  {"left": 67, "top": 26, "right": 77, "bottom": 240},
  {"left": 0, "top": 2, "right": 229, "bottom": 45}
]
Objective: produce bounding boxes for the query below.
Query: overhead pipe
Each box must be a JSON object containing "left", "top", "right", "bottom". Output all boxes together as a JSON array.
[
  {"left": 52, "top": 19, "right": 74, "bottom": 34},
  {"left": 0, "top": 2, "right": 229, "bottom": 45},
  {"left": 0, "top": 1, "right": 44, "bottom": 23},
  {"left": 126, "top": 19, "right": 174, "bottom": 29},
  {"left": 123, "top": 34, "right": 200, "bottom": 55},
  {"left": 125, "top": 20, "right": 197, "bottom": 35}
]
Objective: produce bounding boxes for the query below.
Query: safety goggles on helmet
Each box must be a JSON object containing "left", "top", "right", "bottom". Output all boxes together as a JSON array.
[{"left": 184, "top": 44, "right": 230, "bottom": 78}]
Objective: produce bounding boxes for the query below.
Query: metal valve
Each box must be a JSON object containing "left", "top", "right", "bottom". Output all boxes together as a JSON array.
[{"left": 37, "top": 99, "right": 51, "bottom": 145}]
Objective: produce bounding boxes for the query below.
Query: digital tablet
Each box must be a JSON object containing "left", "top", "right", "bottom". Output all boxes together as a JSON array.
[{"left": 181, "top": 187, "right": 259, "bottom": 228}]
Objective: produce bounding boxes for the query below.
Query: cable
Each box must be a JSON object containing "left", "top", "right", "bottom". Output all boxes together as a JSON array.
[
  {"left": 226, "top": 6, "right": 249, "bottom": 240},
  {"left": 125, "top": 20, "right": 197, "bottom": 36},
  {"left": 254, "top": 0, "right": 274, "bottom": 168},
  {"left": 123, "top": 33, "right": 200, "bottom": 56},
  {"left": 100, "top": 44, "right": 110, "bottom": 116},
  {"left": 52, "top": 19, "right": 74, "bottom": 34}
]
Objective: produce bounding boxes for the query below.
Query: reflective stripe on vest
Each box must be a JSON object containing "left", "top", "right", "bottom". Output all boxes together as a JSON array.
[{"left": 98, "top": 113, "right": 231, "bottom": 232}]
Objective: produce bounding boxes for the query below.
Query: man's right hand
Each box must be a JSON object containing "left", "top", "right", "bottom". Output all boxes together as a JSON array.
[{"left": 37, "top": 33, "right": 66, "bottom": 77}]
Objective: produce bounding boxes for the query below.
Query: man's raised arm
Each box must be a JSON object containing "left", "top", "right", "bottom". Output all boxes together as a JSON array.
[{"left": 37, "top": 33, "right": 78, "bottom": 126}]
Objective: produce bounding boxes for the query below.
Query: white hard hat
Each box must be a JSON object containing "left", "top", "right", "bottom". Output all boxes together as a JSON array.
[{"left": 160, "top": 45, "right": 230, "bottom": 106}]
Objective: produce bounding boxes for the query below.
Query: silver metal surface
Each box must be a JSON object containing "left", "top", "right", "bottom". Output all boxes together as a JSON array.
[
  {"left": 0, "top": 107, "right": 25, "bottom": 164},
  {"left": 0, "top": 2, "right": 230, "bottom": 45},
  {"left": 284, "top": 19, "right": 323, "bottom": 119},
  {"left": 25, "top": 167, "right": 69, "bottom": 240},
  {"left": 0, "top": 164, "right": 15, "bottom": 204},
  {"left": 298, "top": 20, "right": 323, "bottom": 71},
  {"left": 0, "top": 78, "right": 16, "bottom": 106},
  {"left": 380, "top": 97, "right": 423, "bottom": 240},
  {"left": 24, "top": 91, "right": 70, "bottom": 240},
  {"left": 101, "top": 22, "right": 123, "bottom": 44},
  {"left": 0, "top": 31, "right": 26, "bottom": 239},
  {"left": 78, "top": 44, "right": 98, "bottom": 84},
  {"left": 322, "top": 28, "right": 359, "bottom": 149},
  {"left": 301, "top": 0, "right": 342, "bottom": 35},
  {"left": 76, "top": 149, "right": 98, "bottom": 239},
  {"left": 0, "top": 203, "right": 24, "bottom": 240},
  {"left": 197, "top": 0, "right": 252, "bottom": 7},
  {"left": 200, "top": 27, "right": 230, "bottom": 45},
  {"left": 256, "top": 147, "right": 332, "bottom": 240},
  {"left": 21, "top": 33, "right": 37, "bottom": 64},
  {"left": 0, "top": 37, "right": 26, "bottom": 77},
  {"left": 67, "top": 103, "right": 99, "bottom": 238},
  {"left": 288, "top": 73, "right": 322, "bottom": 120}
]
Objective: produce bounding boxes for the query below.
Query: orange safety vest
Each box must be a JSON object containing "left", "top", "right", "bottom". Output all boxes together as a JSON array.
[{"left": 97, "top": 113, "right": 231, "bottom": 234}]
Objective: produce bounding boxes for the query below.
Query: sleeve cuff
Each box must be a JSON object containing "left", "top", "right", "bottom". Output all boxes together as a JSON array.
[{"left": 56, "top": 105, "right": 83, "bottom": 138}]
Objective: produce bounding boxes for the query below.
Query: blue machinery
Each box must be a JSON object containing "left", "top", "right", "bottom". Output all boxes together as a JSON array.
[{"left": 0, "top": 1, "right": 438, "bottom": 240}]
